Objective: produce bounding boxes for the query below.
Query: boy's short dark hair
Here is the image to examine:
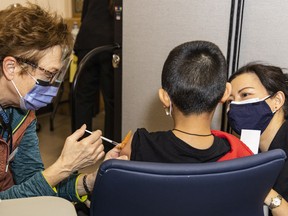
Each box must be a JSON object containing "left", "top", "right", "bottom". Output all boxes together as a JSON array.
[{"left": 161, "top": 40, "right": 227, "bottom": 115}]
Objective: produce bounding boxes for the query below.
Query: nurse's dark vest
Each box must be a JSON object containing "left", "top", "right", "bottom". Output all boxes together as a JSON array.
[{"left": 0, "top": 110, "right": 35, "bottom": 191}]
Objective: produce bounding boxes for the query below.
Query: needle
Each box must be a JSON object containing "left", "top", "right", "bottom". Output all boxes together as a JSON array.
[{"left": 85, "top": 129, "right": 119, "bottom": 146}]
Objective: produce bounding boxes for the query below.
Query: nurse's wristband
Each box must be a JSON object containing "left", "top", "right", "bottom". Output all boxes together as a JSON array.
[{"left": 83, "top": 174, "right": 91, "bottom": 194}]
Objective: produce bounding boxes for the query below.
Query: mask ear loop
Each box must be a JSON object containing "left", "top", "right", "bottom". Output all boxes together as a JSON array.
[
  {"left": 11, "top": 68, "right": 40, "bottom": 98},
  {"left": 11, "top": 80, "right": 23, "bottom": 98},
  {"left": 261, "top": 95, "right": 272, "bottom": 101},
  {"left": 26, "top": 71, "right": 39, "bottom": 84},
  {"left": 265, "top": 94, "right": 277, "bottom": 113}
]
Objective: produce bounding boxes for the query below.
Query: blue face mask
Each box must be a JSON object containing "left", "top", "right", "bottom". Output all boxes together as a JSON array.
[
  {"left": 12, "top": 77, "right": 59, "bottom": 111},
  {"left": 227, "top": 96, "right": 274, "bottom": 135}
]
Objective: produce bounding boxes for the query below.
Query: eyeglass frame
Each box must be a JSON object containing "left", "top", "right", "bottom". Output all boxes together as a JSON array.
[{"left": 13, "top": 56, "right": 60, "bottom": 83}]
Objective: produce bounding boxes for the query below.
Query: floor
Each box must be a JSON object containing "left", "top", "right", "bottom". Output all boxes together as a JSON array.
[{"left": 37, "top": 109, "right": 105, "bottom": 173}]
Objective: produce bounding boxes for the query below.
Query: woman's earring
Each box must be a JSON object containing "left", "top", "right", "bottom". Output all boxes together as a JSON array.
[{"left": 273, "top": 107, "right": 278, "bottom": 113}]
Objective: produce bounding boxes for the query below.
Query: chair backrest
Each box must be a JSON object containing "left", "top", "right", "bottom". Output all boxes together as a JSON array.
[
  {"left": 90, "top": 149, "right": 286, "bottom": 216},
  {"left": 0, "top": 196, "right": 77, "bottom": 216}
]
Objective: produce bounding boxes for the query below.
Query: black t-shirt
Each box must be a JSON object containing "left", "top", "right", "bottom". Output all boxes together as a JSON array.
[
  {"left": 130, "top": 128, "right": 231, "bottom": 163},
  {"left": 268, "top": 120, "right": 288, "bottom": 202}
]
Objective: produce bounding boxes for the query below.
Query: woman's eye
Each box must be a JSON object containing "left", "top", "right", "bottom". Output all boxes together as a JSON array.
[
  {"left": 45, "top": 73, "right": 51, "bottom": 78},
  {"left": 45, "top": 71, "right": 55, "bottom": 79},
  {"left": 241, "top": 92, "right": 250, "bottom": 98}
]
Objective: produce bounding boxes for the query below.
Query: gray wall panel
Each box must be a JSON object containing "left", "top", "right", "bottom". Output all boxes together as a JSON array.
[
  {"left": 122, "top": 0, "right": 231, "bottom": 136},
  {"left": 239, "top": 1, "right": 288, "bottom": 68}
]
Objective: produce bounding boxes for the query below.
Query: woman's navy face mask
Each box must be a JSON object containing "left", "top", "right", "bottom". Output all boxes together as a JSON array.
[{"left": 227, "top": 95, "right": 275, "bottom": 135}]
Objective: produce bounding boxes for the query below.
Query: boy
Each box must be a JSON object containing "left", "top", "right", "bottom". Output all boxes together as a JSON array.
[{"left": 120, "top": 40, "right": 253, "bottom": 162}]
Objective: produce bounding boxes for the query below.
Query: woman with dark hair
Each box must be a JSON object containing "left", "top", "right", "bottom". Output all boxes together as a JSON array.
[{"left": 228, "top": 62, "right": 288, "bottom": 215}]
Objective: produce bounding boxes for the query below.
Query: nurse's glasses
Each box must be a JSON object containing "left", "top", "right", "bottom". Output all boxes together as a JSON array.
[{"left": 13, "top": 56, "right": 71, "bottom": 86}]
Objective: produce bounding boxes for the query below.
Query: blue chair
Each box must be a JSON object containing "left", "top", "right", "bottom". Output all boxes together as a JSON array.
[{"left": 90, "top": 149, "right": 286, "bottom": 216}]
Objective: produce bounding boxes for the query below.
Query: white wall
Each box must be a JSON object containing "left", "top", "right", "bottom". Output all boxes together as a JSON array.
[
  {"left": 0, "top": 0, "right": 72, "bottom": 18},
  {"left": 122, "top": 0, "right": 231, "bottom": 135}
]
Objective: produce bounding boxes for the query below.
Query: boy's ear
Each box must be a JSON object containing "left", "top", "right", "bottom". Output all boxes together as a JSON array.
[
  {"left": 158, "top": 88, "right": 170, "bottom": 107},
  {"left": 220, "top": 82, "right": 232, "bottom": 103},
  {"left": 2, "top": 56, "right": 16, "bottom": 80}
]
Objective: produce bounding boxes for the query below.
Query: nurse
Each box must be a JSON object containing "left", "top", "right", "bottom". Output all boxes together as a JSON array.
[{"left": 0, "top": 3, "right": 112, "bottom": 204}]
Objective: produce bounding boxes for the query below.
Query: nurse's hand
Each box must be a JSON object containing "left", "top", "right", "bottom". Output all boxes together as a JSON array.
[
  {"left": 43, "top": 124, "right": 105, "bottom": 187},
  {"left": 79, "top": 151, "right": 128, "bottom": 193}
]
